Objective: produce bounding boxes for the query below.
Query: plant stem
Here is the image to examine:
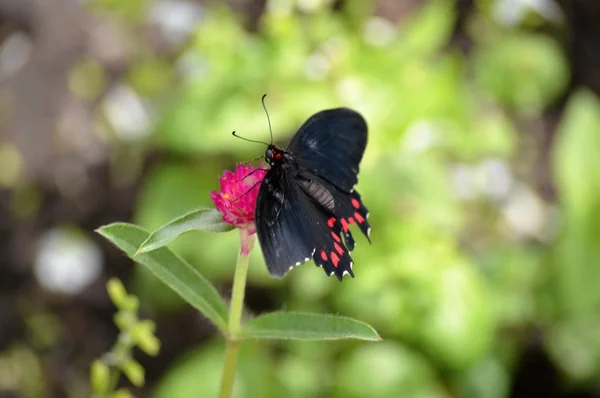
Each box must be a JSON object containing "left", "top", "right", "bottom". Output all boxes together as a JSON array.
[
  {"left": 219, "top": 229, "right": 253, "bottom": 398},
  {"left": 219, "top": 341, "right": 241, "bottom": 398}
]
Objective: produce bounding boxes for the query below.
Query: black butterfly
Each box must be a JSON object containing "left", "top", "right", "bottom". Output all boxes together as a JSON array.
[{"left": 251, "top": 104, "right": 371, "bottom": 281}]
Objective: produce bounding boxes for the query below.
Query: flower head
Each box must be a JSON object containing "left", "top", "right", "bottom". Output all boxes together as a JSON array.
[{"left": 210, "top": 163, "right": 267, "bottom": 235}]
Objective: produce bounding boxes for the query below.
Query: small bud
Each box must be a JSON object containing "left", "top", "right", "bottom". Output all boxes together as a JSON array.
[
  {"left": 90, "top": 360, "right": 110, "bottom": 393},
  {"left": 122, "top": 358, "right": 145, "bottom": 387},
  {"left": 111, "top": 388, "right": 135, "bottom": 398},
  {"left": 131, "top": 320, "right": 161, "bottom": 356},
  {"left": 114, "top": 312, "right": 134, "bottom": 331},
  {"left": 107, "top": 278, "right": 128, "bottom": 308},
  {"left": 122, "top": 296, "right": 139, "bottom": 312}
]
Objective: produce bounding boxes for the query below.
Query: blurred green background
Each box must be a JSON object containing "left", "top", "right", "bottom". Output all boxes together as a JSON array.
[{"left": 1, "top": 0, "right": 600, "bottom": 397}]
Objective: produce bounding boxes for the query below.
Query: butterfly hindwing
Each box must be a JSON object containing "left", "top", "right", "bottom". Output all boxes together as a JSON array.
[
  {"left": 309, "top": 207, "right": 354, "bottom": 280},
  {"left": 286, "top": 108, "right": 367, "bottom": 193},
  {"left": 336, "top": 190, "right": 371, "bottom": 245},
  {"left": 297, "top": 171, "right": 371, "bottom": 243},
  {"left": 295, "top": 171, "right": 371, "bottom": 279}
]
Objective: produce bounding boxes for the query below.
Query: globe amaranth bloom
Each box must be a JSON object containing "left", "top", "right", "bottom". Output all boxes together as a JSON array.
[{"left": 210, "top": 163, "right": 267, "bottom": 235}]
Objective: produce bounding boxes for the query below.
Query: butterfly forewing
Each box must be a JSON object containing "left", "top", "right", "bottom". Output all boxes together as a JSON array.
[
  {"left": 287, "top": 108, "right": 367, "bottom": 193},
  {"left": 255, "top": 166, "right": 316, "bottom": 278}
]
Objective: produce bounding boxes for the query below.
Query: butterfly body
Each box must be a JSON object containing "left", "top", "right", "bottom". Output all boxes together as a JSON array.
[{"left": 255, "top": 108, "right": 370, "bottom": 280}]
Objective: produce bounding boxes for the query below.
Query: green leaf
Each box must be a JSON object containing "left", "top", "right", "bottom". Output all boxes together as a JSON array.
[
  {"left": 474, "top": 33, "right": 569, "bottom": 112},
  {"left": 551, "top": 90, "right": 600, "bottom": 317},
  {"left": 240, "top": 312, "right": 381, "bottom": 341},
  {"left": 137, "top": 208, "right": 234, "bottom": 254},
  {"left": 96, "top": 223, "right": 229, "bottom": 332}
]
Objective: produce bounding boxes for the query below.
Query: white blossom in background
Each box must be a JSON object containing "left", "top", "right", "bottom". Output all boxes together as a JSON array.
[
  {"left": 450, "top": 159, "right": 557, "bottom": 242},
  {"left": 363, "top": 17, "right": 396, "bottom": 47},
  {"left": 493, "top": 0, "right": 562, "bottom": 26},
  {"left": 103, "top": 84, "right": 153, "bottom": 141},
  {"left": 34, "top": 227, "right": 103, "bottom": 296},
  {"left": 452, "top": 164, "right": 478, "bottom": 200},
  {"left": 149, "top": 1, "right": 204, "bottom": 46},
  {"left": 296, "top": 0, "right": 331, "bottom": 13},
  {"left": 501, "top": 182, "right": 551, "bottom": 240},
  {"left": 0, "top": 32, "right": 33, "bottom": 79},
  {"left": 305, "top": 37, "right": 348, "bottom": 80},
  {"left": 336, "top": 77, "right": 364, "bottom": 108},
  {"left": 176, "top": 51, "right": 209, "bottom": 81},
  {"left": 477, "top": 158, "right": 513, "bottom": 201},
  {"left": 267, "top": 0, "right": 294, "bottom": 15},
  {"left": 451, "top": 158, "right": 513, "bottom": 201},
  {"left": 402, "top": 121, "right": 441, "bottom": 155},
  {"left": 304, "top": 53, "right": 331, "bottom": 80}
]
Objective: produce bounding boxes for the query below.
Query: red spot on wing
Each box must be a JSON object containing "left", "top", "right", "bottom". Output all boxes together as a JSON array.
[
  {"left": 341, "top": 218, "right": 349, "bottom": 232},
  {"left": 334, "top": 242, "right": 344, "bottom": 255},
  {"left": 351, "top": 198, "right": 361, "bottom": 209},
  {"left": 331, "top": 252, "right": 340, "bottom": 268},
  {"left": 320, "top": 250, "right": 328, "bottom": 261},
  {"left": 354, "top": 212, "right": 365, "bottom": 224},
  {"left": 327, "top": 217, "right": 336, "bottom": 228},
  {"left": 331, "top": 231, "right": 341, "bottom": 242},
  {"left": 348, "top": 217, "right": 355, "bottom": 224}
]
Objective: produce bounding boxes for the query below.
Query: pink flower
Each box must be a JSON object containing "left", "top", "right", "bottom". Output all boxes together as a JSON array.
[{"left": 210, "top": 163, "right": 267, "bottom": 236}]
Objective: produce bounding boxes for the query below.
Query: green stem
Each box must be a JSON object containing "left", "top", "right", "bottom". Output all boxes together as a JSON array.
[
  {"left": 219, "top": 229, "right": 254, "bottom": 398},
  {"left": 219, "top": 341, "right": 241, "bottom": 398}
]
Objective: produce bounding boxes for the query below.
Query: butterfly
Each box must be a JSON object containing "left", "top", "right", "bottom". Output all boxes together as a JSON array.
[{"left": 248, "top": 100, "right": 371, "bottom": 281}]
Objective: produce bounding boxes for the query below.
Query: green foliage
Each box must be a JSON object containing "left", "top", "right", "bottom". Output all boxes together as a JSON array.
[
  {"left": 551, "top": 90, "right": 600, "bottom": 317},
  {"left": 95, "top": 219, "right": 381, "bottom": 392},
  {"left": 241, "top": 312, "right": 381, "bottom": 341},
  {"left": 127, "top": 58, "right": 174, "bottom": 97},
  {"left": 336, "top": 342, "right": 448, "bottom": 398},
  {"left": 97, "top": 223, "right": 230, "bottom": 332},
  {"left": 546, "top": 90, "right": 600, "bottom": 381},
  {"left": 96, "top": 221, "right": 380, "bottom": 342},
  {"left": 90, "top": 0, "right": 147, "bottom": 21},
  {"left": 137, "top": 208, "right": 234, "bottom": 254},
  {"left": 153, "top": 341, "right": 278, "bottom": 398},
  {"left": 473, "top": 32, "right": 569, "bottom": 113},
  {"left": 91, "top": 278, "right": 160, "bottom": 398}
]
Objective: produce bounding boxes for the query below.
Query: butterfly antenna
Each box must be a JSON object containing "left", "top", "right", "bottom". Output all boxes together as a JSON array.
[
  {"left": 262, "top": 94, "right": 274, "bottom": 145},
  {"left": 231, "top": 131, "right": 269, "bottom": 146}
]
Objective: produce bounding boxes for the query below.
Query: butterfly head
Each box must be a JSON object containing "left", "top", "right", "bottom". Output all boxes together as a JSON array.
[{"left": 265, "top": 145, "right": 285, "bottom": 167}]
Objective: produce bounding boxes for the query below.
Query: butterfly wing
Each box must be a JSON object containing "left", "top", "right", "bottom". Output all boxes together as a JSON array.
[
  {"left": 255, "top": 165, "right": 316, "bottom": 278},
  {"left": 256, "top": 165, "right": 362, "bottom": 280},
  {"left": 304, "top": 197, "right": 356, "bottom": 280},
  {"left": 256, "top": 107, "right": 370, "bottom": 280},
  {"left": 286, "top": 108, "right": 367, "bottom": 193},
  {"left": 295, "top": 171, "right": 371, "bottom": 279}
]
